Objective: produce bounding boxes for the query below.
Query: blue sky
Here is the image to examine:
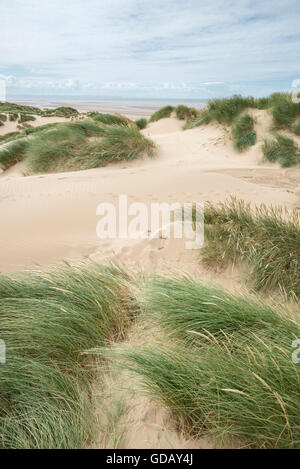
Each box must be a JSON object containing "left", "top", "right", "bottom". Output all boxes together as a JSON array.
[{"left": 1, "top": 0, "right": 300, "bottom": 98}]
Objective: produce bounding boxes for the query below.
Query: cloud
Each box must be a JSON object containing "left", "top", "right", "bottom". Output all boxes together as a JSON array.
[{"left": 1, "top": 0, "right": 300, "bottom": 97}]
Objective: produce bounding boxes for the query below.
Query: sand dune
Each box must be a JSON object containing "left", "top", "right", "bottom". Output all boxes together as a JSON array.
[{"left": 0, "top": 112, "right": 299, "bottom": 274}]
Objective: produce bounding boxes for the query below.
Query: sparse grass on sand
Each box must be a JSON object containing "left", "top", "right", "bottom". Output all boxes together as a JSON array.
[
  {"left": 118, "top": 275, "right": 300, "bottom": 448},
  {"left": 0, "top": 119, "right": 156, "bottom": 173},
  {"left": 0, "top": 113, "right": 7, "bottom": 122},
  {"left": 200, "top": 198, "right": 300, "bottom": 297},
  {"left": 135, "top": 118, "right": 148, "bottom": 130},
  {"left": 232, "top": 113, "right": 256, "bottom": 151},
  {"left": 149, "top": 106, "right": 174, "bottom": 122},
  {"left": 0, "top": 262, "right": 134, "bottom": 449},
  {"left": 262, "top": 133, "right": 299, "bottom": 167}
]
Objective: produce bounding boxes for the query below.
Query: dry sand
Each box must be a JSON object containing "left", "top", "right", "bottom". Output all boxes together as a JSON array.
[
  {"left": 0, "top": 109, "right": 299, "bottom": 274},
  {"left": 1, "top": 109, "right": 299, "bottom": 448}
]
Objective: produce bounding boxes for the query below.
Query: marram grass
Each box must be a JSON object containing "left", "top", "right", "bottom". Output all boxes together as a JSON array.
[
  {"left": 200, "top": 198, "right": 300, "bottom": 297},
  {"left": 0, "top": 119, "right": 156, "bottom": 173},
  {"left": 232, "top": 113, "right": 256, "bottom": 151},
  {"left": 117, "top": 275, "right": 300, "bottom": 448},
  {"left": 0, "top": 262, "right": 134, "bottom": 449}
]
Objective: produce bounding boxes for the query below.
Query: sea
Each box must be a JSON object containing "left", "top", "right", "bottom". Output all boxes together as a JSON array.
[{"left": 7, "top": 97, "right": 208, "bottom": 119}]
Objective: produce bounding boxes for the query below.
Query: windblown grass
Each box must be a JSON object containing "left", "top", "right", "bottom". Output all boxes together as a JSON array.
[
  {"left": 0, "top": 131, "right": 21, "bottom": 144},
  {"left": 232, "top": 113, "right": 256, "bottom": 151},
  {"left": 182, "top": 109, "right": 212, "bottom": 129},
  {"left": 77, "top": 124, "right": 157, "bottom": 169},
  {"left": 18, "top": 113, "right": 36, "bottom": 123},
  {"left": 0, "top": 113, "right": 7, "bottom": 122},
  {"left": 92, "top": 113, "right": 129, "bottom": 126},
  {"left": 17, "top": 120, "right": 156, "bottom": 173},
  {"left": 135, "top": 118, "right": 148, "bottom": 130},
  {"left": 25, "top": 122, "right": 60, "bottom": 135},
  {"left": 0, "top": 262, "right": 134, "bottom": 448},
  {"left": 292, "top": 118, "right": 300, "bottom": 135},
  {"left": 271, "top": 94, "right": 300, "bottom": 129},
  {"left": 262, "top": 133, "right": 299, "bottom": 167},
  {"left": 149, "top": 106, "right": 174, "bottom": 122},
  {"left": 175, "top": 105, "right": 198, "bottom": 121},
  {"left": 118, "top": 275, "right": 300, "bottom": 448},
  {"left": 201, "top": 198, "right": 300, "bottom": 297},
  {"left": 0, "top": 138, "right": 29, "bottom": 169},
  {"left": 8, "top": 112, "right": 18, "bottom": 121}
]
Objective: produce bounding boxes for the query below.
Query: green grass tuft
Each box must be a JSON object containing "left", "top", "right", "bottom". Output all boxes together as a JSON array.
[
  {"left": 0, "top": 262, "right": 134, "bottom": 448},
  {"left": 92, "top": 113, "right": 129, "bottom": 126},
  {"left": 262, "top": 133, "right": 299, "bottom": 167},
  {"left": 149, "top": 106, "right": 174, "bottom": 122},
  {"left": 0, "top": 139, "right": 29, "bottom": 169},
  {"left": 232, "top": 113, "right": 256, "bottom": 151},
  {"left": 175, "top": 105, "right": 198, "bottom": 121},
  {"left": 118, "top": 276, "right": 300, "bottom": 448},
  {"left": 201, "top": 198, "right": 300, "bottom": 297},
  {"left": 19, "top": 113, "right": 36, "bottom": 124},
  {"left": 135, "top": 118, "right": 148, "bottom": 130},
  {"left": 292, "top": 118, "right": 300, "bottom": 135}
]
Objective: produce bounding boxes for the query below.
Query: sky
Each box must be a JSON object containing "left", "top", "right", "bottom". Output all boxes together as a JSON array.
[{"left": 1, "top": 0, "right": 300, "bottom": 99}]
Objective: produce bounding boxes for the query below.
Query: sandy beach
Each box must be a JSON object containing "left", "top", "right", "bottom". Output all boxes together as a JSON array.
[{"left": 1, "top": 109, "right": 299, "bottom": 276}]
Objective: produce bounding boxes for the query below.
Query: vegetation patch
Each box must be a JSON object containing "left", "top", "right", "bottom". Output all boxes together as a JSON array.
[
  {"left": 149, "top": 106, "right": 174, "bottom": 122},
  {"left": 91, "top": 113, "right": 129, "bottom": 126},
  {"left": 262, "top": 133, "right": 299, "bottom": 167},
  {"left": 200, "top": 198, "right": 300, "bottom": 297},
  {"left": 18, "top": 113, "right": 36, "bottom": 124},
  {"left": 0, "top": 119, "right": 156, "bottom": 173},
  {"left": 175, "top": 105, "right": 198, "bottom": 121},
  {"left": 120, "top": 276, "right": 300, "bottom": 448},
  {"left": 135, "top": 118, "right": 148, "bottom": 130},
  {"left": 0, "top": 262, "right": 134, "bottom": 449},
  {"left": 0, "top": 138, "right": 29, "bottom": 169}
]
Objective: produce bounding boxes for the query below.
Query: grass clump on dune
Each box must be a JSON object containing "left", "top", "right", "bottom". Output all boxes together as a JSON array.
[
  {"left": 292, "top": 118, "right": 300, "bottom": 135},
  {"left": 135, "top": 118, "right": 148, "bottom": 130},
  {"left": 0, "top": 102, "right": 41, "bottom": 115},
  {"left": 18, "top": 113, "right": 36, "bottom": 124},
  {"left": 201, "top": 198, "right": 300, "bottom": 297},
  {"left": 262, "top": 133, "right": 299, "bottom": 167},
  {"left": 0, "top": 138, "right": 29, "bottom": 169},
  {"left": 0, "top": 131, "right": 21, "bottom": 144},
  {"left": 119, "top": 275, "right": 300, "bottom": 448},
  {"left": 175, "top": 105, "right": 198, "bottom": 121},
  {"left": 0, "top": 262, "right": 134, "bottom": 449},
  {"left": 149, "top": 106, "right": 174, "bottom": 122},
  {"left": 24, "top": 123, "right": 88, "bottom": 173},
  {"left": 232, "top": 113, "right": 256, "bottom": 151},
  {"left": 77, "top": 124, "right": 157, "bottom": 169},
  {"left": 271, "top": 94, "right": 300, "bottom": 129},
  {"left": 8, "top": 112, "right": 18, "bottom": 121},
  {"left": 0, "top": 113, "right": 7, "bottom": 122},
  {"left": 91, "top": 113, "right": 129, "bottom": 126},
  {"left": 22, "top": 120, "right": 156, "bottom": 173}
]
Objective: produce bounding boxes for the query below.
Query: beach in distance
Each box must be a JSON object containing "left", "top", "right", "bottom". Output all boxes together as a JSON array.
[{"left": 8, "top": 97, "right": 208, "bottom": 119}]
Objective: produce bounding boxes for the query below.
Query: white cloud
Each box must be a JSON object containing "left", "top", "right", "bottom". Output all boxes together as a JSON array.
[{"left": 1, "top": 0, "right": 300, "bottom": 97}]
